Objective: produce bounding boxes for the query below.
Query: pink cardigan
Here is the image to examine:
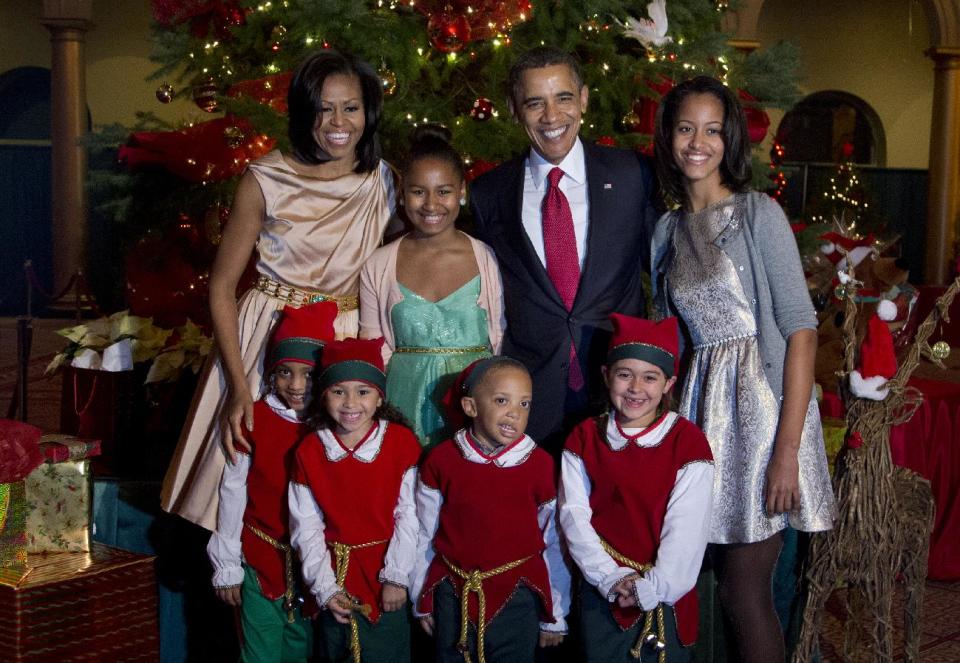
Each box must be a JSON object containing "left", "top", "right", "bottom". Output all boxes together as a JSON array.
[{"left": 359, "top": 232, "right": 505, "bottom": 364}]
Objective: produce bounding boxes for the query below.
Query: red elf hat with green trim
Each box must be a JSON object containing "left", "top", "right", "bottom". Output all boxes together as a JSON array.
[
  {"left": 267, "top": 300, "right": 338, "bottom": 372},
  {"left": 606, "top": 313, "right": 679, "bottom": 378},
  {"left": 316, "top": 337, "right": 387, "bottom": 395}
]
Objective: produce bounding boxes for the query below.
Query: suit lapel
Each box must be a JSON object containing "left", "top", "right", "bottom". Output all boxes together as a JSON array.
[{"left": 496, "top": 156, "right": 564, "bottom": 308}]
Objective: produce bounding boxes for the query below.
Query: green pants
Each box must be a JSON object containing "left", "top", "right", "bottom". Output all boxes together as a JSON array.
[
  {"left": 238, "top": 565, "right": 312, "bottom": 663},
  {"left": 316, "top": 600, "right": 411, "bottom": 663},
  {"left": 579, "top": 580, "right": 689, "bottom": 663},
  {"left": 433, "top": 579, "right": 540, "bottom": 663}
]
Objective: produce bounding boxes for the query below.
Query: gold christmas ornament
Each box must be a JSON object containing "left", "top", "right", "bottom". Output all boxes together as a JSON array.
[
  {"left": 932, "top": 341, "right": 951, "bottom": 361},
  {"left": 223, "top": 125, "right": 245, "bottom": 149},
  {"left": 156, "top": 83, "right": 175, "bottom": 103},
  {"left": 378, "top": 67, "right": 397, "bottom": 96},
  {"left": 622, "top": 110, "right": 640, "bottom": 129}
]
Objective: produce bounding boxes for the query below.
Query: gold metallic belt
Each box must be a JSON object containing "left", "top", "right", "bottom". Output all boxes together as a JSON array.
[
  {"left": 245, "top": 523, "right": 300, "bottom": 623},
  {"left": 329, "top": 538, "right": 389, "bottom": 663},
  {"left": 394, "top": 345, "right": 488, "bottom": 355},
  {"left": 599, "top": 538, "right": 667, "bottom": 662},
  {"left": 255, "top": 275, "right": 359, "bottom": 311},
  {"left": 442, "top": 554, "right": 533, "bottom": 663}
]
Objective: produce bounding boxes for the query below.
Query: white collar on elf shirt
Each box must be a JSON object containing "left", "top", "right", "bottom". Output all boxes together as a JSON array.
[
  {"left": 316, "top": 420, "right": 387, "bottom": 464},
  {"left": 454, "top": 428, "right": 536, "bottom": 467},
  {"left": 265, "top": 393, "right": 302, "bottom": 424},
  {"left": 605, "top": 410, "right": 679, "bottom": 451}
]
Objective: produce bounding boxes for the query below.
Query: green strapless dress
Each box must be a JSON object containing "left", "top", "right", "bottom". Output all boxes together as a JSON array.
[{"left": 386, "top": 276, "right": 491, "bottom": 447}]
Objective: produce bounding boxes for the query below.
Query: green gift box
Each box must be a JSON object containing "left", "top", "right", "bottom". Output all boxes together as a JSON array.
[{"left": 24, "top": 459, "right": 93, "bottom": 554}]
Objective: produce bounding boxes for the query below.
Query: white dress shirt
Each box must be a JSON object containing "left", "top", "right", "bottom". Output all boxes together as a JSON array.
[
  {"left": 206, "top": 394, "right": 301, "bottom": 589},
  {"left": 559, "top": 412, "right": 714, "bottom": 611},
  {"left": 521, "top": 138, "right": 589, "bottom": 269},
  {"left": 288, "top": 420, "right": 420, "bottom": 609},
  {"left": 410, "top": 429, "right": 571, "bottom": 633}
]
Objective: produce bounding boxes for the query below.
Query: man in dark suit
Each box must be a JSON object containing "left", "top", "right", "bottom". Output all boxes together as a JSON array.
[{"left": 470, "top": 47, "right": 660, "bottom": 454}]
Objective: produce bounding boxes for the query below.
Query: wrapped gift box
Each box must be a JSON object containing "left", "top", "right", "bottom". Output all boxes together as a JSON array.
[
  {"left": 0, "top": 543, "right": 159, "bottom": 661},
  {"left": 0, "top": 421, "right": 43, "bottom": 579}
]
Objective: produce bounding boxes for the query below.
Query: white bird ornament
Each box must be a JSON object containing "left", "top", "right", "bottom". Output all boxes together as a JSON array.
[{"left": 618, "top": 0, "right": 673, "bottom": 49}]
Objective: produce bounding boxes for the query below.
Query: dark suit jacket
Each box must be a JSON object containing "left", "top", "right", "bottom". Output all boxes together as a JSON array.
[{"left": 470, "top": 141, "right": 659, "bottom": 451}]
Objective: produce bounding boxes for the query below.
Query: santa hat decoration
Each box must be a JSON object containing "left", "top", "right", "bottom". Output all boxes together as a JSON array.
[
  {"left": 819, "top": 232, "right": 876, "bottom": 270},
  {"left": 607, "top": 313, "right": 680, "bottom": 378},
  {"left": 316, "top": 337, "right": 387, "bottom": 395},
  {"left": 267, "top": 301, "right": 338, "bottom": 372},
  {"left": 849, "top": 301, "right": 898, "bottom": 401}
]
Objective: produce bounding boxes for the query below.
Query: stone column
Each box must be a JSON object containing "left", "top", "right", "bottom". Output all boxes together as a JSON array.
[
  {"left": 925, "top": 46, "right": 960, "bottom": 284},
  {"left": 41, "top": 0, "right": 93, "bottom": 294}
]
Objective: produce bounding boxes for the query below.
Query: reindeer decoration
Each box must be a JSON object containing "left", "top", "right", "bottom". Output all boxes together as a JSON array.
[{"left": 793, "top": 261, "right": 959, "bottom": 662}]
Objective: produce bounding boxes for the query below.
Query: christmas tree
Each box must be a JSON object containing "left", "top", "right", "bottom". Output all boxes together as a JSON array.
[{"left": 88, "top": 0, "right": 801, "bottom": 322}]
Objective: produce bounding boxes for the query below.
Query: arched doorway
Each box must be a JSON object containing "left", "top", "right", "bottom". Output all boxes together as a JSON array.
[
  {"left": 0, "top": 67, "right": 53, "bottom": 314},
  {"left": 776, "top": 90, "right": 885, "bottom": 166}
]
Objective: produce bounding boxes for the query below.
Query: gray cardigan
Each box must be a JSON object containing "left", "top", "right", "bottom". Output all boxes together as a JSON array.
[{"left": 651, "top": 191, "right": 817, "bottom": 400}]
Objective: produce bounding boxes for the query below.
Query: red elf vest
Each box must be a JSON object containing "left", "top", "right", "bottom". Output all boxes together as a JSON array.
[
  {"left": 565, "top": 414, "right": 713, "bottom": 646},
  {"left": 417, "top": 435, "right": 557, "bottom": 626},
  {"left": 239, "top": 400, "right": 307, "bottom": 600},
  {"left": 292, "top": 422, "right": 420, "bottom": 623}
]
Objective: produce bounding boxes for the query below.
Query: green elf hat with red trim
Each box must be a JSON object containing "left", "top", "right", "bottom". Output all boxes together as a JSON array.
[
  {"left": 316, "top": 337, "right": 387, "bottom": 395},
  {"left": 267, "top": 300, "right": 338, "bottom": 372},
  {"left": 606, "top": 313, "right": 680, "bottom": 378}
]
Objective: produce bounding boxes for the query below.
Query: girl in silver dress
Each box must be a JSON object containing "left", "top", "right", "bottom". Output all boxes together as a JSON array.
[{"left": 650, "top": 77, "right": 834, "bottom": 662}]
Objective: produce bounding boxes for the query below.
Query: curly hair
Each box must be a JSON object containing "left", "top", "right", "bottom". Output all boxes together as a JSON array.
[{"left": 303, "top": 390, "right": 413, "bottom": 437}]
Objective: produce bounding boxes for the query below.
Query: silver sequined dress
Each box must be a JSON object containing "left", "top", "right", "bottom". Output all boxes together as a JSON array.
[{"left": 668, "top": 196, "right": 834, "bottom": 544}]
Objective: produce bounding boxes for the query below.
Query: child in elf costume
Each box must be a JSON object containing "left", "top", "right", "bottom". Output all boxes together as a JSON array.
[
  {"left": 411, "top": 356, "right": 570, "bottom": 663},
  {"left": 207, "top": 300, "right": 338, "bottom": 662},
  {"left": 289, "top": 337, "right": 421, "bottom": 663},
  {"left": 559, "top": 314, "right": 715, "bottom": 662}
]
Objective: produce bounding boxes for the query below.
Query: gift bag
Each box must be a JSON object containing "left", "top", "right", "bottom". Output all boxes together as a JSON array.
[
  {"left": 24, "top": 460, "right": 93, "bottom": 553},
  {"left": 59, "top": 366, "right": 139, "bottom": 475}
]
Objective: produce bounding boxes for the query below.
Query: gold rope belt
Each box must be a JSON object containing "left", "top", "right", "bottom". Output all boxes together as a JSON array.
[
  {"left": 600, "top": 538, "right": 667, "bottom": 663},
  {"left": 394, "top": 345, "right": 488, "bottom": 355},
  {"left": 329, "top": 538, "right": 389, "bottom": 663},
  {"left": 255, "top": 275, "right": 359, "bottom": 311},
  {"left": 442, "top": 554, "right": 533, "bottom": 663},
  {"left": 244, "top": 523, "right": 299, "bottom": 624}
]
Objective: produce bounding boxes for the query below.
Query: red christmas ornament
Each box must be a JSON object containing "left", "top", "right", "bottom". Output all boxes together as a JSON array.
[
  {"left": 470, "top": 97, "right": 494, "bottom": 121},
  {"left": 415, "top": 1, "right": 530, "bottom": 42},
  {"left": 595, "top": 136, "right": 617, "bottom": 147},
  {"left": 192, "top": 77, "right": 220, "bottom": 113},
  {"left": 152, "top": 0, "right": 246, "bottom": 39},
  {"left": 427, "top": 9, "right": 471, "bottom": 53},
  {"left": 738, "top": 89, "right": 771, "bottom": 144}
]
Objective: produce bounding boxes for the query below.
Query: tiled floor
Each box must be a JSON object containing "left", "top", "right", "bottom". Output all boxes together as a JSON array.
[{"left": 2, "top": 316, "right": 959, "bottom": 661}]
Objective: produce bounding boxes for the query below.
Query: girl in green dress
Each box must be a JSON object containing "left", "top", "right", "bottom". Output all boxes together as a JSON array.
[{"left": 360, "top": 125, "right": 505, "bottom": 447}]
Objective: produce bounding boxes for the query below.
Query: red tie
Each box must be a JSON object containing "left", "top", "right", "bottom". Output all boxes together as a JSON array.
[{"left": 542, "top": 167, "right": 584, "bottom": 391}]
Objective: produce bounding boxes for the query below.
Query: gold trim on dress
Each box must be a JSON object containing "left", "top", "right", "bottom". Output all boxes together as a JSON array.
[
  {"left": 254, "top": 275, "right": 359, "bottom": 311},
  {"left": 394, "top": 345, "right": 488, "bottom": 355}
]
